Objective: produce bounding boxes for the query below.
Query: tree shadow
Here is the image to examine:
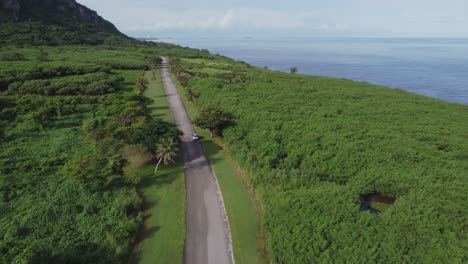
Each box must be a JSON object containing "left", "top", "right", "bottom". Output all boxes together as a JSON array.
[
  {"left": 139, "top": 162, "right": 182, "bottom": 190},
  {"left": 136, "top": 225, "right": 161, "bottom": 243},
  {"left": 130, "top": 161, "right": 183, "bottom": 263},
  {"left": 182, "top": 138, "right": 223, "bottom": 166},
  {"left": 152, "top": 94, "right": 172, "bottom": 98},
  {"left": 130, "top": 225, "right": 162, "bottom": 264},
  {"left": 148, "top": 106, "right": 169, "bottom": 111}
]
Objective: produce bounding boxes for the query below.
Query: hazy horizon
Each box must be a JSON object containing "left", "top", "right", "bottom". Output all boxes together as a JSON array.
[{"left": 79, "top": 0, "right": 468, "bottom": 38}]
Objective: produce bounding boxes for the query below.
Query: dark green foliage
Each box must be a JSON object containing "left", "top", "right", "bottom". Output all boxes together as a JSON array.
[
  {"left": 0, "top": 20, "right": 130, "bottom": 46},
  {"left": 130, "top": 119, "right": 179, "bottom": 153},
  {"left": 186, "top": 88, "right": 198, "bottom": 102},
  {"left": 0, "top": 51, "right": 25, "bottom": 61},
  {"left": 148, "top": 55, "right": 163, "bottom": 66},
  {"left": 7, "top": 72, "right": 123, "bottom": 95},
  {"left": 136, "top": 77, "right": 148, "bottom": 95},
  {"left": 174, "top": 57, "right": 468, "bottom": 263},
  {"left": 193, "top": 105, "right": 234, "bottom": 137}
]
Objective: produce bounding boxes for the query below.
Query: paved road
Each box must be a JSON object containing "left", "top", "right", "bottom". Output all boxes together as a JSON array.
[{"left": 160, "top": 58, "right": 234, "bottom": 264}]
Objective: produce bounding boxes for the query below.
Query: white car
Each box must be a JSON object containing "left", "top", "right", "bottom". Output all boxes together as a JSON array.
[{"left": 192, "top": 133, "right": 199, "bottom": 140}]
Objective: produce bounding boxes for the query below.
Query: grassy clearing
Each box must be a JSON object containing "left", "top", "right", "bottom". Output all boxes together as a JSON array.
[
  {"left": 131, "top": 70, "right": 185, "bottom": 264},
  {"left": 170, "top": 71, "right": 263, "bottom": 264}
]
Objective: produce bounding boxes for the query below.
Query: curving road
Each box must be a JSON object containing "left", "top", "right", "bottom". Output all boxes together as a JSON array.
[{"left": 160, "top": 58, "right": 234, "bottom": 264}]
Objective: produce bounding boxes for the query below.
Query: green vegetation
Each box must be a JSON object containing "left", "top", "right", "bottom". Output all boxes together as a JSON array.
[
  {"left": 0, "top": 45, "right": 189, "bottom": 262},
  {"left": 132, "top": 71, "right": 185, "bottom": 264},
  {"left": 170, "top": 69, "right": 263, "bottom": 263},
  {"left": 289, "top": 67, "right": 298, "bottom": 74},
  {"left": 193, "top": 105, "right": 234, "bottom": 137},
  {"left": 154, "top": 138, "right": 178, "bottom": 176},
  {"left": 0, "top": 20, "right": 129, "bottom": 46},
  {"left": 171, "top": 56, "right": 468, "bottom": 263},
  {"left": 369, "top": 202, "right": 392, "bottom": 213},
  {"left": 0, "top": 3, "right": 256, "bottom": 263},
  {"left": 0, "top": 0, "right": 128, "bottom": 46},
  {"left": 3, "top": 4, "right": 467, "bottom": 262}
]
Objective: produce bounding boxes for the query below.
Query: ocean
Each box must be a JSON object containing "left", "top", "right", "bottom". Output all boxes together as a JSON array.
[{"left": 153, "top": 35, "right": 468, "bottom": 104}]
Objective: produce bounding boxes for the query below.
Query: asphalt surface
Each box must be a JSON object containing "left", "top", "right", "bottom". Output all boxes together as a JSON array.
[{"left": 160, "top": 58, "right": 234, "bottom": 264}]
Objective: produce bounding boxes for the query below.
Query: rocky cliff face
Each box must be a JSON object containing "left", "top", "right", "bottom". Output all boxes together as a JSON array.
[
  {"left": 0, "top": 0, "right": 122, "bottom": 35},
  {"left": 1, "top": 0, "right": 21, "bottom": 21}
]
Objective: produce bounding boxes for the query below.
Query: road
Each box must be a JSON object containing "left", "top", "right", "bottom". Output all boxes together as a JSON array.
[{"left": 160, "top": 58, "right": 234, "bottom": 264}]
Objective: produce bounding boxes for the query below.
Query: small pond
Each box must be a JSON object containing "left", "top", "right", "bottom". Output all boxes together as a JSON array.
[{"left": 361, "top": 193, "right": 396, "bottom": 214}]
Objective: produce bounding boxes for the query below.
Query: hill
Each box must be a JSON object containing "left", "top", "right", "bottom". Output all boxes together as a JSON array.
[{"left": 0, "top": 0, "right": 130, "bottom": 45}]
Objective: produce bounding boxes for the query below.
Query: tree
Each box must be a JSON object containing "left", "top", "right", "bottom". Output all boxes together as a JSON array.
[
  {"left": 186, "top": 88, "right": 197, "bottom": 102},
  {"left": 194, "top": 105, "right": 233, "bottom": 138},
  {"left": 149, "top": 63, "right": 157, "bottom": 80},
  {"left": 136, "top": 77, "right": 148, "bottom": 95},
  {"left": 289, "top": 67, "right": 298, "bottom": 74},
  {"left": 154, "top": 138, "right": 178, "bottom": 176}
]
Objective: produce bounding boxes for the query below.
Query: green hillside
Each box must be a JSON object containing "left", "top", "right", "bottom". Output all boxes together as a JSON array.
[
  {"left": 171, "top": 57, "right": 468, "bottom": 263},
  {"left": 0, "top": 0, "right": 129, "bottom": 45},
  {"left": 0, "top": 19, "right": 130, "bottom": 46}
]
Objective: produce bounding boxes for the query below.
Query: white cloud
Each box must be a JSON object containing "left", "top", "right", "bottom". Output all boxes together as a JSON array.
[
  {"left": 78, "top": 0, "right": 468, "bottom": 36},
  {"left": 119, "top": 8, "right": 308, "bottom": 32}
]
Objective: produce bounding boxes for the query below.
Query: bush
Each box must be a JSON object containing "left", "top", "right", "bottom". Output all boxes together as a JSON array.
[
  {"left": 130, "top": 119, "right": 179, "bottom": 153},
  {"left": 0, "top": 52, "right": 26, "bottom": 61},
  {"left": 175, "top": 55, "right": 468, "bottom": 263}
]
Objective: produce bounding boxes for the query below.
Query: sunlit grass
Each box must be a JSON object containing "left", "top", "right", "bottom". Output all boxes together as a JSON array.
[{"left": 132, "top": 70, "right": 185, "bottom": 264}]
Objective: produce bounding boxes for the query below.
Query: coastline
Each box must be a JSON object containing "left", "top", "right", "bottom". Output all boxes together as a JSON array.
[{"left": 146, "top": 37, "right": 468, "bottom": 104}]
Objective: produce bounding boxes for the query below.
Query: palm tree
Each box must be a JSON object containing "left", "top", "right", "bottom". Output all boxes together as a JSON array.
[
  {"left": 137, "top": 77, "right": 148, "bottom": 95},
  {"left": 149, "top": 63, "right": 157, "bottom": 80},
  {"left": 154, "top": 138, "right": 178, "bottom": 176}
]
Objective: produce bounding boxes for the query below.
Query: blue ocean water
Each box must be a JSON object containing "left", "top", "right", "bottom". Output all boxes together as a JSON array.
[{"left": 154, "top": 35, "right": 468, "bottom": 104}]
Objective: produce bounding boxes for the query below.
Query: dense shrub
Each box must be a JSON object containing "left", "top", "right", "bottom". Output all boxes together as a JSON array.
[
  {"left": 0, "top": 45, "right": 181, "bottom": 262},
  {"left": 174, "top": 57, "right": 468, "bottom": 263},
  {"left": 8, "top": 73, "right": 124, "bottom": 96},
  {"left": 130, "top": 119, "right": 179, "bottom": 153}
]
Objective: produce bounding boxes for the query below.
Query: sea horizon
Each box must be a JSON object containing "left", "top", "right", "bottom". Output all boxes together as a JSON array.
[{"left": 144, "top": 35, "right": 468, "bottom": 104}]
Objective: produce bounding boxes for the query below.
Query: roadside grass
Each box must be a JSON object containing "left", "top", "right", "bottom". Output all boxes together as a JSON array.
[
  {"left": 144, "top": 70, "right": 173, "bottom": 123},
  {"left": 170, "top": 70, "right": 264, "bottom": 264},
  {"left": 180, "top": 58, "right": 232, "bottom": 75},
  {"left": 199, "top": 67, "right": 231, "bottom": 75},
  {"left": 131, "top": 70, "right": 185, "bottom": 264},
  {"left": 181, "top": 57, "right": 230, "bottom": 67}
]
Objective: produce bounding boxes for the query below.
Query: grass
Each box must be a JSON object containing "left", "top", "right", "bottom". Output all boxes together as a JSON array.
[
  {"left": 144, "top": 70, "right": 173, "bottom": 123},
  {"left": 180, "top": 58, "right": 230, "bottom": 67},
  {"left": 170, "top": 71, "right": 264, "bottom": 263},
  {"left": 131, "top": 70, "right": 185, "bottom": 264},
  {"left": 133, "top": 162, "right": 185, "bottom": 264}
]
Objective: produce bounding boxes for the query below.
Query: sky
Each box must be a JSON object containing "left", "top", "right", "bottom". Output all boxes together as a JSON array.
[{"left": 79, "top": 0, "right": 468, "bottom": 37}]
